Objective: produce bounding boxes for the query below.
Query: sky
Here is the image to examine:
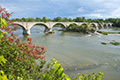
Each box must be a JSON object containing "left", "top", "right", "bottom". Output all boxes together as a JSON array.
[{"left": 1, "top": 0, "right": 120, "bottom": 19}]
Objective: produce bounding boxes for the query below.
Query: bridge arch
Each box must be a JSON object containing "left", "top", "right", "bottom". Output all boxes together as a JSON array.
[
  {"left": 79, "top": 23, "right": 88, "bottom": 27},
  {"left": 13, "top": 23, "right": 28, "bottom": 35},
  {"left": 29, "top": 22, "right": 49, "bottom": 29},
  {"left": 103, "top": 24, "right": 107, "bottom": 29},
  {"left": 108, "top": 23, "right": 112, "bottom": 28},
  {"left": 79, "top": 23, "right": 88, "bottom": 30},
  {"left": 13, "top": 23, "right": 26, "bottom": 29},
  {"left": 97, "top": 23, "right": 103, "bottom": 29},
  {"left": 29, "top": 22, "right": 51, "bottom": 34},
  {"left": 52, "top": 22, "right": 66, "bottom": 29},
  {"left": 70, "top": 22, "right": 78, "bottom": 26},
  {"left": 88, "top": 23, "right": 97, "bottom": 29}
]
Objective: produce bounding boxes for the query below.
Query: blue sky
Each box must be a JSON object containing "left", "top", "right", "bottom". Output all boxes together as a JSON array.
[{"left": 1, "top": 0, "right": 120, "bottom": 19}]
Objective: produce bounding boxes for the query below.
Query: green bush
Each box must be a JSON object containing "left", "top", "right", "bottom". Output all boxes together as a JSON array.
[
  {"left": 97, "top": 31, "right": 108, "bottom": 35},
  {"left": 101, "top": 42, "right": 107, "bottom": 45},
  {"left": 110, "top": 41, "right": 120, "bottom": 46},
  {"left": 66, "top": 24, "right": 95, "bottom": 33}
]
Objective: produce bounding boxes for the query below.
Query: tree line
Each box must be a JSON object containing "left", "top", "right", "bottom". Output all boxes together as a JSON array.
[{"left": 11, "top": 17, "right": 120, "bottom": 27}]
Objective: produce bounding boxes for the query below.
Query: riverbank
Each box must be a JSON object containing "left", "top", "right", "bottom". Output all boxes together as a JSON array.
[{"left": 97, "top": 30, "right": 120, "bottom": 35}]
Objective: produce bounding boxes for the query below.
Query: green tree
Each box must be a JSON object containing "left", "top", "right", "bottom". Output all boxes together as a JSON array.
[
  {"left": 60, "top": 17, "right": 69, "bottom": 22},
  {"left": 35, "top": 17, "right": 41, "bottom": 22},
  {"left": 15, "top": 18, "right": 21, "bottom": 21},
  {"left": 73, "top": 17, "right": 82, "bottom": 22},
  {"left": 41, "top": 16, "right": 47, "bottom": 22},
  {"left": 82, "top": 17, "right": 86, "bottom": 22},
  {"left": 11, "top": 18, "right": 16, "bottom": 21},
  {"left": 21, "top": 17, "right": 26, "bottom": 22},
  {"left": 53, "top": 17, "right": 61, "bottom": 22},
  {"left": 27, "top": 17, "right": 35, "bottom": 22},
  {"left": 68, "top": 18, "right": 73, "bottom": 22}
]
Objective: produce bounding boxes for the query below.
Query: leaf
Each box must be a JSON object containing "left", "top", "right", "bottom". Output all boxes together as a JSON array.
[
  {"left": 0, "top": 17, "right": 7, "bottom": 28},
  {"left": 58, "top": 67, "right": 64, "bottom": 77},
  {"left": 53, "top": 63, "right": 61, "bottom": 74},
  {"left": 0, "top": 70, "right": 8, "bottom": 80},
  {"left": 0, "top": 55, "right": 7, "bottom": 66},
  {"left": 2, "top": 18, "right": 7, "bottom": 27}
]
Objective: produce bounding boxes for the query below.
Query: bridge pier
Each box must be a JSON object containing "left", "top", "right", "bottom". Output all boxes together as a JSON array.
[
  {"left": 23, "top": 28, "right": 31, "bottom": 35},
  {"left": 44, "top": 28, "right": 53, "bottom": 34}
]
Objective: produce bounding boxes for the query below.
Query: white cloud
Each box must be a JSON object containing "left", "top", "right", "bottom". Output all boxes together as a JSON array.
[
  {"left": 77, "top": 7, "right": 85, "bottom": 12},
  {"left": 94, "top": 9, "right": 105, "bottom": 13},
  {"left": 103, "top": 7, "right": 120, "bottom": 18},
  {"left": 84, "top": 14, "right": 103, "bottom": 18},
  {"left": 1, "top": 0, "right": 120, "bottom": 19}
]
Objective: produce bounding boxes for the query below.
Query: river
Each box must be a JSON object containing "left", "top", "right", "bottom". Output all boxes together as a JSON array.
[{"left": 13, "top": 25, "right": 120, "bottom": 80}]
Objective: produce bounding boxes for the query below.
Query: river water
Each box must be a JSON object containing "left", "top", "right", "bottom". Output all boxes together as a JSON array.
[{"left": 13, "top": 26, "right": 120, "bottom": 80}]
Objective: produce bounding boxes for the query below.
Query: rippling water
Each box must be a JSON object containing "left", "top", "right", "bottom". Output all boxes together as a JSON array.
[{"left": 13, "top": 26, "right": 120, "bottom": 80}]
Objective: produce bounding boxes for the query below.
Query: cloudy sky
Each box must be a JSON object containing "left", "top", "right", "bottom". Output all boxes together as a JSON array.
[{"left": 1, "top": 0, "right": 120, "bottom": 19}]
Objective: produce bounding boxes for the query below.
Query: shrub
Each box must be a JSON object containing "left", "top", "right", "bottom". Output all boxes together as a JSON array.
[
  {"left": 0, "top": 6, "right": 46, "bottom": 79},
  {"left": 97, "top": 31, "right": 108, "bottom": 35},
  {"left": 110, "top": 41, "right": 120, "bottom": 46},
  {"left": 101, "top": 42, "right": 107, "bottom": 45},
  {"left": 66, "top": 24, "right": 95, "bottom": 33}
]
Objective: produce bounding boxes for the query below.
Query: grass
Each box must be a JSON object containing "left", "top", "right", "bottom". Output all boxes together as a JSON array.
[
  {"left": 101, "top": 41, "right": 120, "bottom": 46},
  {"left": 110, "top": 41, "right": 120, "bottom": 46},
  {"left": 97, "top": 30, "right": 120, "bottom": 35},
  {"left": 101, "top": 42, "right": 107, "bottom": 45},
  {"left": 97, "top": 31, "right": 108, "bottom": 35}
]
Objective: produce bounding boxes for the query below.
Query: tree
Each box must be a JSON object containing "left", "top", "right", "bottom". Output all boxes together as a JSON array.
[
  {"left": 27, "top": 17, "right": 35, "bottom": 22},
  {"left": 41, "top": 16, "right": 47, "bottom": 22},
  {"left": 113, "top": 19, "right": 120, "bottom": 27},
  {"left": 35, "top": 17, "right": 41, "bottom": 22},
  {"left": 16, "top": 18, "right": 21, "bottom": 21},
  {"left": 21, "top": 17, "right": 26, "bottom": 22},
  {"left": 82, "top": 17, "right": 86, "bottom": 22},
  {"left": 11, "top": 18, "right": 16, "bottom": 21},
  {"left": 60, "top": 17, "right": 69, "bottom": 22},
  {"left": 53, "top": 17, "right": 61, "bottom": 22},
  {"left": 68, "top": 18, "right": 73, "bottom": 22},
  {"left": 73, "top": 17, "right": 82, "bottom": 22}
]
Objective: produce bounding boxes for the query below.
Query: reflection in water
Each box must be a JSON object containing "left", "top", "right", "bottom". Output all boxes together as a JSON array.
[
  {"left": 22, "top": 35, "right": 31, "bottom": 42},
  {"left": 13, "top": 26, "right": 120, "bottom": 80}
]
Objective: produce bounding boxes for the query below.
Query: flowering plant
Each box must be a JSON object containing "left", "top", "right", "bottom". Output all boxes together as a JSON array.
[{"left": 0, "top": 6, "right": 46, "bottom": 79}]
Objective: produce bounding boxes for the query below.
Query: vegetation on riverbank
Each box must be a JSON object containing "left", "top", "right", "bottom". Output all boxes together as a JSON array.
[
  {"left": 0, "top": 6, "right": 104, "bottom": 80},
  {"left": 66, "top": 24, "right": 96, "bottom": 33},
  {"left": 97, "top": 31, "right": 108, "bottom": 35},
  {"left": 97, "top": 30, "right": 120, "bottom": 35},
  {"left": 101, "top": 41, "right": 120, "bottom": 46}
]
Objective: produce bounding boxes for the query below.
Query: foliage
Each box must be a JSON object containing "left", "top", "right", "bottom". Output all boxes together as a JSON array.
[
  {"left": 0, "top": 71, "right": 8, "bottom": 80},
  {"left": 36, "top": 58, "right": 71, "bottom": 80},
  {"left": 101, "top": 42, "right": 107, "bottom": 45},
  {"left": 101, "top": 41, "right": 120, "bottom": 46},
  {"left": 66, "top": 24, "right": 95, "bottom": 33},
  {"left": 0, "top": 55, "right": 7, "bottom": 66},
  {"left": 74, "top": 72, "right": 104, "bottom": 80},
  {"left": 110, "top": 41, "right": 120, "bottom": 46},
  {"left": 53, "top": 17, "right": 62, "bottom": 22},
  {"left": 97, "top": 31, "right": 108, "bottom": 35},
  {"left": 0, "top": 6, "right": 46, "bottom": 80},
  {"left": 41, "top": 16, "right": 47, "bottom": 22}
]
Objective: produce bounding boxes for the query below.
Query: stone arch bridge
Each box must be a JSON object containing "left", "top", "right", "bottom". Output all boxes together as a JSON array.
[{"left": 14, "top": 22, "right": 113, "bottom": 35}]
